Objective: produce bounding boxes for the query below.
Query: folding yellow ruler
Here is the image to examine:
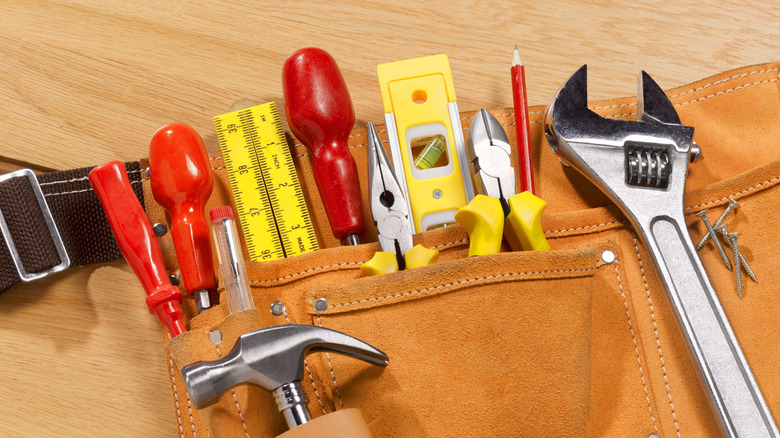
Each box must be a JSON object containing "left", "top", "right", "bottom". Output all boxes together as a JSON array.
[{"left": 213, "top": 102, "right": 318, "bottom": 261}]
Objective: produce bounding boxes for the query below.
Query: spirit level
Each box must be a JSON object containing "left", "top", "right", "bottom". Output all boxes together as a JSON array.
[{"left": 378, "top": 54, "right": 475, "bottom": 233}]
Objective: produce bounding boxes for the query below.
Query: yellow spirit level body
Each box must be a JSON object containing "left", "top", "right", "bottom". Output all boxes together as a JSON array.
[{"left": 378, "top": 54, "right": 475, "bottom": 233}]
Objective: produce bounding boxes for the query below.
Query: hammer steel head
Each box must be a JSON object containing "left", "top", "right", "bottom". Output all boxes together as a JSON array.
[{"left": 181, "top": 324, "right": 388, "bottom": 409}]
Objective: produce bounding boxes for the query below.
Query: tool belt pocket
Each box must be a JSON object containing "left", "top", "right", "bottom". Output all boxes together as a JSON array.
[
  {"left": 167, "top": 308, "right": 291, "bottom": 436},
  {"left": 166, "top": 238, "right": 600, "bottom": 437}
]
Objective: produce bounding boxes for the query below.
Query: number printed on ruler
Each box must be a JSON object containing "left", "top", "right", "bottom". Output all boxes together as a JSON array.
[{"left": 214, "top": 102, "right": 318, "bottom": 262}]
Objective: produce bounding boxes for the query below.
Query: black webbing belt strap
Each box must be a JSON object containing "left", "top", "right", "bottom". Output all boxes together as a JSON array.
[{"left": 0, "top": 162, "right": 144, "bottom": 293}]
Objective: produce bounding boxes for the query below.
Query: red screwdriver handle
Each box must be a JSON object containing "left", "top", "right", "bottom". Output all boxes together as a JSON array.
[
  {"left": 89, "top": 161, "right": 186, "bottom": 337},
  {"left": 283, "top": 47, "right": 366, "bottom": 241},
  {"left": 148, "top": 123, "right": 217, "bottom": 296}
]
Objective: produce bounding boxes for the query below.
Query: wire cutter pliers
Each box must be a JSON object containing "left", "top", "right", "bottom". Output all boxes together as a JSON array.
[
  {"left": 361, "top": 122, "right": 439, "bottom": 276},
  {"left": 454, "top": 109, "right": 550, "bottom": 255}
]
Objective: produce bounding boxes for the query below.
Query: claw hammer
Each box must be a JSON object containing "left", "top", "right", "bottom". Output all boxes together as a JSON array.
[{"left": 182, "top": 324, "right": 388, "bottom": 432}]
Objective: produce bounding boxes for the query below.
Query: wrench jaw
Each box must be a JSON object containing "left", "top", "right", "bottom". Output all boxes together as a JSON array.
[
  {"left": 545, "top": 65, "right": 695, "bottom": 226},
  {"left": 638, "top": 70, "right": 683, "bottom": 125}
]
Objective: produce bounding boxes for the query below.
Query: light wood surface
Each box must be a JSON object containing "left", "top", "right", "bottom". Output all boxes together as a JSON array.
[{"left": 0, "top": 1, "right": 778, "bottom": 436}]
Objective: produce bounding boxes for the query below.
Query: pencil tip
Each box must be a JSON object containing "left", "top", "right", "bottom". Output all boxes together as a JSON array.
[{"left": 512, "top": 45, "right": 522, "bottom": 67}]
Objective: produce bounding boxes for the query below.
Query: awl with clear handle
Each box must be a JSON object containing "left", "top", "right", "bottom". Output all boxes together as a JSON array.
[
  {"left": 209, "top": 206, "right": 254, "bottom": 314},
  {"left": 545, "top": 65, "right": 779, "bottom": 438}
]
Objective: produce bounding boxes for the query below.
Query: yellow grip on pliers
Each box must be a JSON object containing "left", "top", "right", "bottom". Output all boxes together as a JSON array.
[
  {"left": 504, "top": 191, "right": 550, "bottom": 252},
  {"left": 404, "top": 244, "right": 439, "bottom": 269},
  {"left": 361, "top": 245, "right": 439, "bottom": 276},
  {"left": 454, "top": 194, "right": 505, "bottom": 256},
  {"left": 361, "top": 252, "right": 400, "bottom": 276}
]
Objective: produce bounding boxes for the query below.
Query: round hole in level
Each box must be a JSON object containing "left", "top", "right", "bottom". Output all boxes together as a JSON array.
[{"left": 412, "top": 89, "right": 428, "bottom": 104}]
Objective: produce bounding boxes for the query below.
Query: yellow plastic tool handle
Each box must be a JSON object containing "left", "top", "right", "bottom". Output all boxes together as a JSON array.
[
  {"left": 454, "top": 195, "right": 505, "bottom": 256},
  {"left": 504, "top": 191, "right": 550, "bottom": 251},
  {"left": 404, "top": 244, "right": 439, "bottom": 269},
  {"left": 361, "top": 252, "right": 399, "bottom": 276},
  {"left": 361, "top": 244, "right": 439, "bottom": 276}
]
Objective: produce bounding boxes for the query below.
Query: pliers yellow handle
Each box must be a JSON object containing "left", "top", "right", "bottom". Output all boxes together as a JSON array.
[
  {"left": 456, "top": 109, "right": 550, "bottom": 255},
  {"left": 361, "top": 244, "right": 439, "bottom": 276}
]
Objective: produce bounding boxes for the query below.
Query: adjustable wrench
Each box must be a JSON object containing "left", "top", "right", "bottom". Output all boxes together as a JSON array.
[{"left": 545, "top": 65, "right": 779, "bottom": 437}]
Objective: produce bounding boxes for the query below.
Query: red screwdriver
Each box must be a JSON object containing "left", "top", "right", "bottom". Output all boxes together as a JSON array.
[
  {"left": 149, "top": 123, "right": 218, "bottom": 313},
  {"left": 89, "top": 161, "right": 186, "bottom": 337},
  {"left": 282, "top": 47, "right": 366, "bottom": 245}
]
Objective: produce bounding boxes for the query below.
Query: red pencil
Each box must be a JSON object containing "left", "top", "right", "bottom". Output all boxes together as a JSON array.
[{"left": 511, "top": 45, "right": 535, "bottom": 195}]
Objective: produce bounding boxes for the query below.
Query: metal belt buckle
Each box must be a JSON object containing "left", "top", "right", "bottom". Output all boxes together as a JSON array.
[{"left": 0, "top": 169, "right": 70, "bottom": 281}]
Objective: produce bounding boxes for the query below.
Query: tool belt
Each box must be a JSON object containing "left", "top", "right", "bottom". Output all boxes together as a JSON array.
[{"left": 4, "top": 62, "right": 779, "bottom": 437}]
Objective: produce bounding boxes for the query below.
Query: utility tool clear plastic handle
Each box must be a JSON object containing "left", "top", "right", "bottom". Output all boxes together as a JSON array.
[{"left": 210, "top": 206, "right": 254, "bottom": 314}]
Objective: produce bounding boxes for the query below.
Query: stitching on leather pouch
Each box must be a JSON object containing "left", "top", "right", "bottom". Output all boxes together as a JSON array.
[
  {"left": 314, "top": 312, "right": 346, "bottom": 410},
  {"left": 248, "top": 261, "right": 363, "bottom": 286},
  {"left": 685, "top": 175, "right": 780, "bottom": 211},
  {"left": 601, "top": 78, "right": 779, "bottom": 120},
  {"left": 303, "top": 359, "right": 328, "bottom": 415},
  {"left": 544, "top": 221, "right": 622, "bottom": 235},
  {"left": 669, "top": 69, "right": 777, "bottom": 98},
  {"left": 632, "top": 236, "right": 681, "bottom": 437},
  {"left": 590, "top": 68, "right": 778, "bottom": 111},
  {"left": 166, "top": 332, "right": 193, "bottom": 438},
  {"left": 214, "top": 343, "right": 251, "bottom": 438},
  {"left": 429, "top": 237, "right": 468, "bottom": 250},
  {"left": 292, "top": 129, "right": 389, "bottom": 157},
  {"left": 284, "top": 309, "right": 328, "bottom": 415},
  {"left": 167, "top": 349, "right": 188, "bottom": 438},
  {"left": 329, "top": 268, "right": 596, "bottom": 310},
  {"left": 677, "top": 78, "right": 779, "bottom": 107},
  {"left": 613, "top": 262, "right": 659, "bottom": 433}
]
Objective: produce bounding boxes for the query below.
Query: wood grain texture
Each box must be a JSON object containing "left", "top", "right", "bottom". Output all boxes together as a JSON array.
[{"left": 0, "top": 1, "right": 778, "bottom": 436}]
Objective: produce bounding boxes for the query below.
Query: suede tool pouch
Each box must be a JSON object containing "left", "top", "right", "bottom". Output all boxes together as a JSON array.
[{"left": 154, "top": 61, "right": 780, "bottom": 437}]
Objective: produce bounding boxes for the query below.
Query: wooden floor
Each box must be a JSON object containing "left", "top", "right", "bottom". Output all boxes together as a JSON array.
[{"left": 0, "top": 1, "right": 778, "bottom": 436}]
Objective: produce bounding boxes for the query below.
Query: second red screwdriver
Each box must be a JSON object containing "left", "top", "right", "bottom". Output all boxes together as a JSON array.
[
  {"left": 149, "top": 123, "right": 218, "bottom": 313},
  {"left": 283, "top": 47, "right": 366, "bottom": 246}
]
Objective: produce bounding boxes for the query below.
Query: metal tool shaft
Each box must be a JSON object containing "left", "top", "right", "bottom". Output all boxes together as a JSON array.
[
  {"left": 274, "top": 382, "right": 311, "bottom": 428},
  {"left": 639, "top": 211, "right": 774, "bottom": 436}
]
